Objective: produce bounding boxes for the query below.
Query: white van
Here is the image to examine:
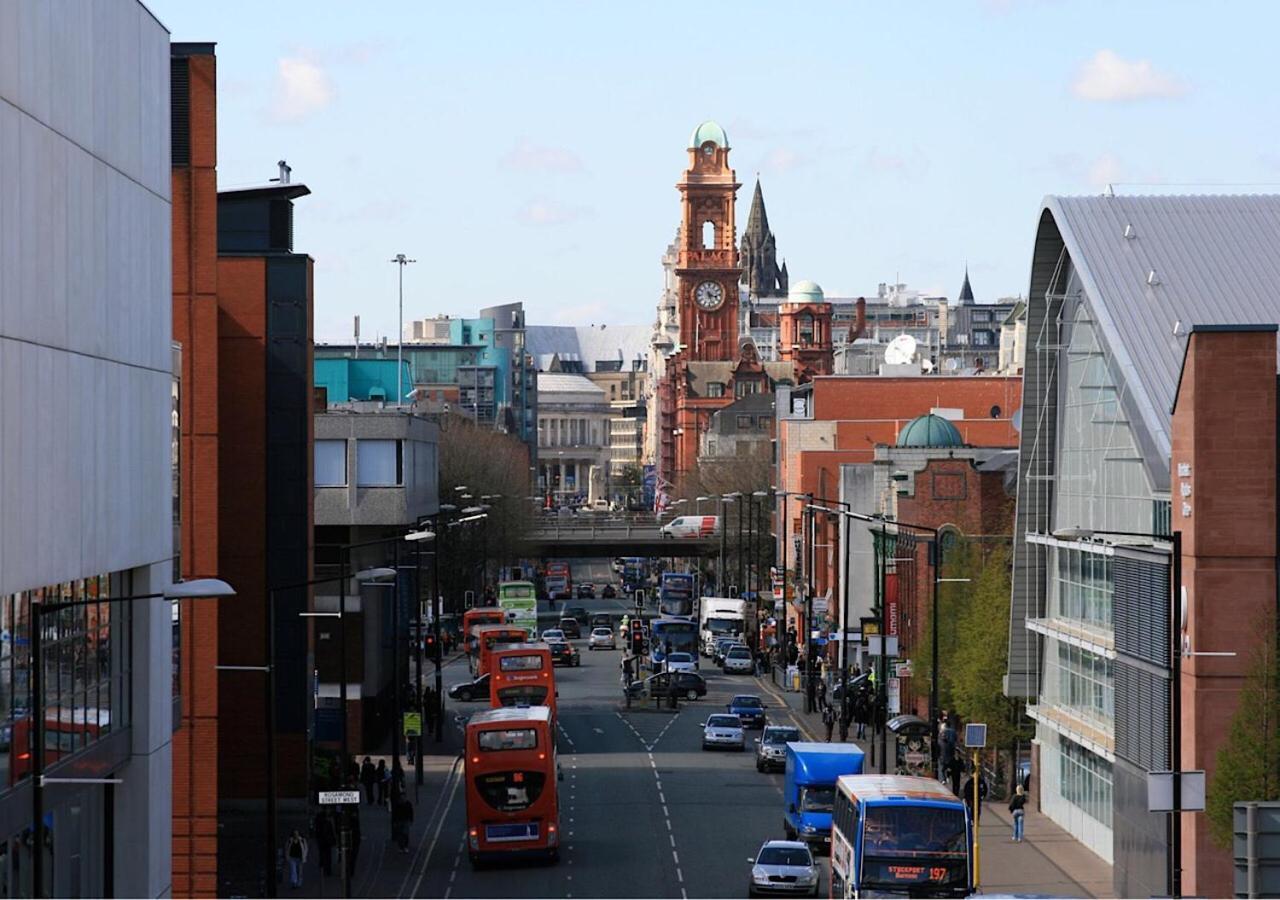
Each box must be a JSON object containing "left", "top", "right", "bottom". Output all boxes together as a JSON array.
[{"left": 660, "top": 515, "right": 721, "bottom": 539}]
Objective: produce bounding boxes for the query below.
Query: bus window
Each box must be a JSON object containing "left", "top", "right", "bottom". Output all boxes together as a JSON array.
[
  {"left": 478, "top": 728, "right": 538, "bottom": 752},
  {"left": 499, "top": 655, "right": 544, "bottom": 672}
]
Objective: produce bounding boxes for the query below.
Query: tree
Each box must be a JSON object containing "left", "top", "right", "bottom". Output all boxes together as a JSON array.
[
  {"left": 1207, "top": 613, "right": 1280, "bottom": 848},
  {"left": 675, "top": 454, "right": 774, "bottom": 597}
]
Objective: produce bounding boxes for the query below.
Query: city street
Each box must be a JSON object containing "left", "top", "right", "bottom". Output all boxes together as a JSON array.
[{"left": 401, "top": 567, "right": 817, "bottom": 900}]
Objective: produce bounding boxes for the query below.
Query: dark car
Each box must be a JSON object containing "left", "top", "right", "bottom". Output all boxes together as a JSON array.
[
  {"left": 600, "top": 584, "right": 617, "bottom": 599},
  {"left": 625, "top": 671, "right": 707, "bottom": 701},
  {"left": 558, "top": 617, "right": 582, "bottom": 638},
  {"left": 590, "top": 613, "right": 612, "bottom": 630},
  {"left": 565, "top": 606, "right": 590, "bottom": 625},
  {"left": 547, "top": 641, "right": 581, "bottom": 667},
  {"left": 727, "top": 694, "right": 767, "bottom": 729},
  {"left": 576, "top": 583, "right": 596, "bottom": 600},
  {"left": 447, "top": 673, "right": 490, "bottom": 702},
  {"left": 713, "top": 636, "right": 738, "bottom": 665}
]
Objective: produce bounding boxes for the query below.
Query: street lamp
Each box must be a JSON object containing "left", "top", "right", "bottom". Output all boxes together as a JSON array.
[
  {"left": 390, "top": 253, "right": 416, "bottom": 407},
  {"left": 719, "top": 493, "right": 739, "bottom": 594},
  {"left": 752, "top": 490, "right": 771, "bottom": 649},
  {"left": 1054, "top": 525, "right": 1183, "bottom": 898},
  {"left": 32, "top": 578, "right": 236, "bottom": 900},
  {"left": 404, "top": 527, "right": 435, "bottom": 791},
  {"left": 696, "top": 495, "right": 710, "bottom": 515}
]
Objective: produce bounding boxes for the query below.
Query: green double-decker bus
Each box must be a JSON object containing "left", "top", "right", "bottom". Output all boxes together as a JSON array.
[{"left": 497, "top": 580, "right": 538, "bottom": 639}]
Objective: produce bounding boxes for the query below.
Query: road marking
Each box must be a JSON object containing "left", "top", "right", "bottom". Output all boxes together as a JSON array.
[
  {"left": 401, "top": 754, "right": 463, "bottom": 899},
  {"left": 677, "top": 867, "right": 684, "bottom": 882},
  {"left": 661, "top": 803, "right": 668, "bottom": 816},
  {"left": 669, "top": 834, "right": 676, "bottom": 847},
  {"left": 672, "top": 850, "right": 679, "bottom": 865},
  {"left": 756, "top": 674, "right": 818, "bottom": 741},
  {"left": 593, "top": 727, "right": 604, "bottom": 734},
  {"left": 665, "top": 818, "right": 671, "bottom": 831}
]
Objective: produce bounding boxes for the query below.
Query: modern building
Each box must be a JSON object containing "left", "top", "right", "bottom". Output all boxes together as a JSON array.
[
  {"left": 315, "top": 357, "right": 413, "bottom": 404},
  {"left": 1004, "top": 194, "right": 1280, "bottom": 897},
  {"left": 0, "top": 3, "right": 175, "bottom": 894},
  {"left": 481, "top": 302, "right": 538, "bottom": 467}
]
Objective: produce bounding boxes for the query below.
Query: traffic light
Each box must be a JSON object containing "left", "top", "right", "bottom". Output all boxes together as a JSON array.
[
  {"left": 630, "top": 621, "right": 644, "bottom": 653},
  {"left": 424, "top": 631, "right": 437, "bottom": 653}
]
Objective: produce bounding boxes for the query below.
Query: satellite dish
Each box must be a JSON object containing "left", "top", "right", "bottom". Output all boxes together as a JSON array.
[
  {"left": 884, "top": 334, "right": 917, "bottom": 366},
  {"left": 921, "top": 359, "right": 935, "bottom": 373},
  {"left": 945, "top": 358, "right": 960, "bottom": 372}
]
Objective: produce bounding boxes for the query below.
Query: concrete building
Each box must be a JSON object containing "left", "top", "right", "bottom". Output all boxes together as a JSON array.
[
  {"left": 0, "top": 3, "right": 175, "bottom": 894},
  {"left": 699, "top": 393, "right": 776, "bottom": 462},
  {"left": 1004, "top": 194, "right": 1280, "bottom": 897},
  {"left": 536, "top": 374, "right": 612, "bottom": 502}
]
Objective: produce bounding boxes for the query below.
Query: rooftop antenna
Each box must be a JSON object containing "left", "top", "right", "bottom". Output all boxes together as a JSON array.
[{"left": 271, "top": 160, "right": 291, "bottom": 185}]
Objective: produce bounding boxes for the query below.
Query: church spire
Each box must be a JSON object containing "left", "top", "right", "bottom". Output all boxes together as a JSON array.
[
  {"left": 958, "top": 265, "right": 975, "bottom": 304},
  {"left": 745, "top": 175, "right": 770, "bottom": 239},
  {"left": 739, "top": 176, "right": 786, "bottom": 299}
]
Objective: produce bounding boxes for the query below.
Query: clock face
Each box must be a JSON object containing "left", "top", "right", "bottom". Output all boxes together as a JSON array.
[{"left": 695, "top": 281, "right": 724, "bottom": 310}]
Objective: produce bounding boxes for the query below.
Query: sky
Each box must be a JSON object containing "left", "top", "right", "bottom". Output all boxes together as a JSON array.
[{"left": 147, "top": 1, "right": 1280, "bottom": 343}]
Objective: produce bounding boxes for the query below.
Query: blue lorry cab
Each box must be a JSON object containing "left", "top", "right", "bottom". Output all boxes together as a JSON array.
[{"left": 783, "top": 742, "right": 866, "bottom": 852}]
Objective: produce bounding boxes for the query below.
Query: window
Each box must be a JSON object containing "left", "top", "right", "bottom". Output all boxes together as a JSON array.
[
  {"left": 315, "top": 440, "right": 348, "bottom": 486},
  {"left": 736, "top": 415, "right": 753, "bottom": 430},
  {"left": 973, "top": 330, "right": 994, "bottom": 347},
  {"left": 356, "top": 439, "right": 403, "bottom": 486},
  {"left": 706, "top": 382, "right": 726, "bottom": 398},
  {"left": 478, "top": 728, "right": 538, "bottom": 751},
  {"left": 972, "top": 310, "right": 992, "bottom": 323}
]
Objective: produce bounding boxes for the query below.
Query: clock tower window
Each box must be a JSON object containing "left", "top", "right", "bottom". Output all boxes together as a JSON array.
[{"left": 701, "top": 221, "right": 715, "bottom": 249}]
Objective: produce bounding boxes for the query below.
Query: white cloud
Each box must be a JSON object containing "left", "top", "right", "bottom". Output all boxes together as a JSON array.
[
  {"left": 517, "top": 198, "right": 589, "bottom": 226},
  {"left": 500, "top": 141, "right": 584, "bottom": 174},
  {"left": 1072, "top": 50, "right": 1186, "bottom": 102},
  {"left": 1086, "top": 153, "right": 1123, "bottom": 188},
  {"left": 271, "top": 57, "right": 334, "bottom": 122}
]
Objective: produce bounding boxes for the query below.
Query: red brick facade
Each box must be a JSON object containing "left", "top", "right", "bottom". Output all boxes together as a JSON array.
[{"left": 1170, "top": 327, "right": 1277, "bottom": 897}]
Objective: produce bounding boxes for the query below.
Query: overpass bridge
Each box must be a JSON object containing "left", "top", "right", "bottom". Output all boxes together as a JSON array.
[{"left": 520, "top": 516, "right": 718, "bottom": 559}]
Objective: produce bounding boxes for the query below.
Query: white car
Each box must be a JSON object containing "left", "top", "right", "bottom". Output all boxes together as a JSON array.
[
  {"left": 701, "top": 713, "right": 745, "bottom": 751},
  {"left": 540, "top": 628, "right": 565, "bottom": 643},
  {"left": 748, "top": 840, "right": 820, "bottom": 896},
  {"left": 722, "top": 645, "right": 754, "bottom": 674},
  {"left": 664, "top": 651, "right": 697, "bottom": 674},
  {"left": 588, "top": 627, "right": 616, "bottom": 650},
  {"left": 659, "top": 515, "right": 720, "bottom": 539}
]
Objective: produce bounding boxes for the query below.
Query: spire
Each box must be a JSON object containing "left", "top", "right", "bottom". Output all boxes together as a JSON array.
[
  {"left": 958, "top": 265, "right": 975, "bottom": 304},
  {"left": 745, "top": 175, "right": 769, "bottom": 239}
]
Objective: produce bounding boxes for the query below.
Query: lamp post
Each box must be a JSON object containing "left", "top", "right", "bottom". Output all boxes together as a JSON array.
[
  {"left": 431, "top": 504, "right": 458, "bottom": 740},
  {"left": 1055, "top": 526, "right": 1183, "bottom": 898},
  {"left": 752, "top": 490, "right": 770, "bottom": 648},
  {"left": 719, "top": 494, "right": 737, "bottom": 594},
  {"left": 389, "top": 253, "right": 416, "bottom": 407},
  {"left": 32, "top": 578, "right": 236, "bottom": 900},
  {"left": 405, "top": 527, "right": 436, "bottom": 789}
]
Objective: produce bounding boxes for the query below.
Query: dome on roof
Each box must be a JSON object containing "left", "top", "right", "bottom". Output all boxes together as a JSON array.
[
  {"left": 689, "top": 121, "right": 729, "bottom": 149},
  {"left": 787, "top": 279, "right": 825, "bottom": 304},
  {"left": 896, "top": 414, "right": 964, "bottom": 448}
]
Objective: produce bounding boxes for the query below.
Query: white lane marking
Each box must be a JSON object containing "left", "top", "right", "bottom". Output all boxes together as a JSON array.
[
  {"left": 669, "top": 834, "right": 676, "bottom": 848},
  {"left": 677, "top": 867, "right": 684, "bottom": 882},
  {"left": 661, "top": 804, "right": 669, "bottom": 817},
  {"left": 672, "top": 850, "right": 679, "bottom": 865},
  {"left": 403, "top": 755, "right": 463, "bottom": 899},
  {"left": 665, "top": 818, "right": 671, "bottom": 831},
  {"left": 593, "top": 727, "right": 604, "bottom": 734}
]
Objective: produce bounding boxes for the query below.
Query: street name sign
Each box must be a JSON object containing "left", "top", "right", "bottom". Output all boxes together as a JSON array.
[{"left": 318, "top": 790, "right": 360, "bottom": 805}]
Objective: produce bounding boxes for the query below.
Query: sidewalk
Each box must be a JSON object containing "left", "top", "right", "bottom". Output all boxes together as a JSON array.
[{"left": 751, "top": 671, "right": 1113, "bottom": 898}]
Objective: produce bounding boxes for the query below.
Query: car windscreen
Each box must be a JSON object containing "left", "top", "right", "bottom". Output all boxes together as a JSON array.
[
  {"left": 591, "top": 628, "right": 612, "bottom": 636},
  {"left": 732, "top": 696, "right": 762, "bottom": 707},
  {"left": 727, "top": 648, "right": 751, "bottom": 659},
  {"left": 800, "top": 785, "right": 835, "bottom": 812},
  {"left": 706, "top": 618, "right": 743, "bottom": 634},
  {"left": 764, "top": 728, "right": 799, "bottom": 744},
  {"left": 757, "top": 846, "right": 812, "bottom": 867},
  {"left": 707, "top": 716, "right": 740, "bottom": 728},
  {"left": 668, "top": 653, "right": 692, "bottom": 663}
]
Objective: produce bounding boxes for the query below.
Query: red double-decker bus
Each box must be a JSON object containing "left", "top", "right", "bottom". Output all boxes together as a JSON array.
[
  {"left": 463, "top": 608, "right": 507, "bottom": 656},
  {"left": 472, "top": 624, "right": 531, "bottom": 677},
  {"left": 465, "top": 706, "right": 559, "bottom": 865},
  {"left": 489, "top": 643, "right": 556, "bottom": 718}
]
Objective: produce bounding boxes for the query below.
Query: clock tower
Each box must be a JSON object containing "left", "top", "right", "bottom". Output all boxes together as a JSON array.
[{"left": 676, "top": 121, "right": 741, "bottom": 362}]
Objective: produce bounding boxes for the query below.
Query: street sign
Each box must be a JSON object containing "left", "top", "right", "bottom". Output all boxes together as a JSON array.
[
  {"left": 893, "top": 660, "right": 913, "bottom": 678},
  {"left": 318, "top": 790, "right": 360, "bottom": 805},
  {"left": 964, "top": 723, "right": 987, "bottom": 749},
  {"left": 865, "top": 635, "right": 898, "bottom": 657},
  {"left": 403, "top": 712, "right": 422, "bottom": 738},
  {"left": 1147, "top": 770, "right": 1206, "bottom": 812}
]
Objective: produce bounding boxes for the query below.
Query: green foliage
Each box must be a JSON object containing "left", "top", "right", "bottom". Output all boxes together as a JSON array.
[{"left": 1207, "top": 619, "right": 1280, "bottom": 849}]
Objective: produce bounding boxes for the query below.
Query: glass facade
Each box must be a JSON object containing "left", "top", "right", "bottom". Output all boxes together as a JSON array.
[
  {"left": 0, "top": 574, "right": 131, "bottom": 790},
  {"left": 1043, "top": 641, "right": 1114, "bottom": 728},
  {"left": 1051, "top": 547, "right": 1113, "bottom": 629},
  {"left": 1058, "top": 734, "right": 1113, "bottom": 828}
]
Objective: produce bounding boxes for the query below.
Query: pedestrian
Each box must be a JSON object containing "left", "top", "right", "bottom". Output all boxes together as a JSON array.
[
  {"left": 816, "top": 676, "right": 828, "bottom": 709},
  {"left": 961, "top": 766, "right": 988, "bottom": 824},
  {"left": 360, "top": 757, "right": 377, "bottom": 805},
  {"left": 315, "top": 811, "right": 335, "bottom": 877},
  {"left": 854, "top": 691, "right": 870, "bottom": 740},
  {"left": 285, "top": 829, "right": 308, "bottom": 890},
  {"left": 822, "top": 703, "right": 836, "bottom": 742},
  {"left": 392, "top": 761, "right": 406, "bottom": 803},
  {"left": 375, "top": 759, "right": 388, "bottom": 806},
  {"left": 938, "top": 718, "right": 957, "bottom": 783},
  {"left": 838, "top": 705, "right": 851, "bottom": 743},
  {"left": 947, "top": 754, "right": 964, "bottom": 797},
  {"left": 1009, "top": 784, "right": 1027, "bottom": 842},
  {"left": 391, "top": 795, "right": 415, "bottom": 853},
  {"left": 346, "top": 808, "right": 362, "bottom": 877}
]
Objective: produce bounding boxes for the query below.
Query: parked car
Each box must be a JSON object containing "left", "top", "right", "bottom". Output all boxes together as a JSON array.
[
  {"left": 558, "top": 617, "right": 582, "bottom": 639},
  {"left": 588, "top": 627, "right": 617, "bottom": 650},
  {"left": 600, "top": 584, "right": 617, "bottom": 599},
  {"left": 747, "top": 840, "right": 820, "bottom": 896},
  {"left": 664, "top": 651, "right": 697, "bottom": 674},
  {"left": 702, "top": 713, "right": 746, "bottom": 751},
  {"left": 547, "top": 641, "right": 581, "bottom": 667},
  {"left": 728, "top": 694, "right": 767, "bottom": 728},
  {"left": 755, "top": 725, "right": 802, "bottom": 773},
  {"left": 625, "top": 671, "right": 707, "bottom": 702},
  {"left": 660, "top": 515, "right": 721, "bottom": 539},
  {"left": 447, "top": 672, "right": 490, "bottom": 702},
  {"left": 722, "top": 645, "right": 754, "bottom": 674},
  {"left": 576, "top": 583, "right": 596, "bottom": 600}
]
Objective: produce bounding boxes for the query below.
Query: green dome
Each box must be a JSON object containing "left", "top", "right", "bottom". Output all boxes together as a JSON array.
[
  {"left": 896, "top": 414, "right": 964, "bottom": 448},
  {"left": 689, "top": 121, "right": 729, "bottom": 149},
  {"left": 788, "top": 279, "right": 825, "bottom": 304}
]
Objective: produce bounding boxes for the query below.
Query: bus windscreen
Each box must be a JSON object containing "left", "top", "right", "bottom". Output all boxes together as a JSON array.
[{"left": 861, "top": 805, "right": 968, "bottom": 891}]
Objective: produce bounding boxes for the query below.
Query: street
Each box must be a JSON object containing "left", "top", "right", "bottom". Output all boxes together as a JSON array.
[{"left": 403, "top": 565, "right": 821, "bottom": 899}]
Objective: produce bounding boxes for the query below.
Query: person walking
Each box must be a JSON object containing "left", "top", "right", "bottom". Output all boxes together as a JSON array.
[
  {"left": 938, "top": 718, "right": 957, "bottom": 783},
  {"left": 816, "top": 675, "right": 828, "bottom": 710},
  {"left": 961, "top": 766, "right": 988, "bottom": 824},
  {"left": 391, "top": 795, "right": 415, "bottom": 853},
  {"left": 822, "top": 703, "right": 836, "bottom": 742},
  {"left": 360, "top": 757, "right": 377, "bottom": 805},
  {"left": 375, "top": 759, "right": 389, "bottom": 806},
  {"left": 1009, "top": 784, "right": 1027, "bottom": 842},
  {"left": 315, "top": 811, "right": 336, "bottom": 878},
  {"left": 854, "top": 690, "right": 870, "bottom": 740},
  {"left": 285, "top": 829, "right": 308, "bottom": 890},
  {"left": 838, "top": 704, "right": 851, "bottom": 743}
]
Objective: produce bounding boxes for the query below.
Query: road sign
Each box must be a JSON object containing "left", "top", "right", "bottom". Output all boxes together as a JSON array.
[
  {"left": 318, "top": 790, "right": 360, "bottom": 805},
  {"left": 403, "top": 712, "right": 422, "bottom": 738},
  {"left": 1147, "top": 770, "right": 1206, "bottom": 812}
]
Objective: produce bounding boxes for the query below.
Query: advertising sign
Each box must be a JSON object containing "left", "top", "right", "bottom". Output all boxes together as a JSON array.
[{"left": 403, "top": 712, "right": 422, "bottom": 738}]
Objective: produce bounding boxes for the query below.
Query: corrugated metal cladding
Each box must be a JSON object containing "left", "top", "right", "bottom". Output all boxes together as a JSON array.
[
  {"left": 1115, "top": 663, "right": 1170, "bottom": 771},
  {"left": 1113, "top": 556, "right": 1169, "bottom": 666},
  {"left": 170, "top": 57, "right": 190, "bottom": 167}
]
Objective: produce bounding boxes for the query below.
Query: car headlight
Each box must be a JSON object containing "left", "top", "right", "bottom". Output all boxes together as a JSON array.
[
  {"left": 802, "top": 825, "right": 817, "bottom": 834},
  {"left": 798, "top": 872, "right": 816, "bottom": 884},
  {"left": 751, "top": 867, "right": 768, "bottom": 883}
]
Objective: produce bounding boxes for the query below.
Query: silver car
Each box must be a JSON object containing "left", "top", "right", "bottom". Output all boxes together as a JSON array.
[
  {"left": 701, "top": 713, "right": 745, "bottom": 751},
  {"left": 755, "top": 725, "right": 801, "bottom": 773},
  {"left": 748, "top": 840, "right": 820, "bottom": 896},
  {"left": 722, "top": 645, "right": 754, "bottom": 674},
  {"left": 588, "top": 626, "right": 616, "bottom": 650}
]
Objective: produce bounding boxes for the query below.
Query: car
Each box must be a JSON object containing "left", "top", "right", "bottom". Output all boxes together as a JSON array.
[
  {"left": 728, "top": 694, "right": 767, "bottom": 728},
  {"left": 664, "top": 651, "right": 697, "bottom": 674},
  {"left": 702, "top": 713, "right": 746, "bottom": 751},
  {"left": 447, "top": 672, "right": 490, "bottom": 702},
  {"left": 565, "top": 606, "right": 590, "bottom": 625},
  {"left": 755, "top": 725, "right": 801, "bottom": 773},
  {"left": 600, "top": 584, "right": 617, "bottom": 599},
  {"left": 713, "top": 636, "right": 739, "bottom": 665},
  {"left": 747, "top": 840, "right": 820, "bottom": 896},
  {"left": 576, "top": 583, "right": 596, "bottom": 600},
  {"left": 547, "top": 640, "right": 581, "bottom": 667},
  {"left": 540, "top": 628, "right": 565, "bottom": 643},
  {"left": 558, "top": 617, "right": 582, "bottom": 639},
  {"left": 588, "top": 626, "right": 616, "bottom": 650},
  {"left": 625, "top": 671, "right": 707, "bottom": 702},
  {"left": 722, "top": 645, "right": 754, "bottom": 674},
  {"left": 589, "top": 612, "right": 612, "bottom": 629},
  {"left": 660, "top": 515, "right": 720, "bottom": 539}
]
